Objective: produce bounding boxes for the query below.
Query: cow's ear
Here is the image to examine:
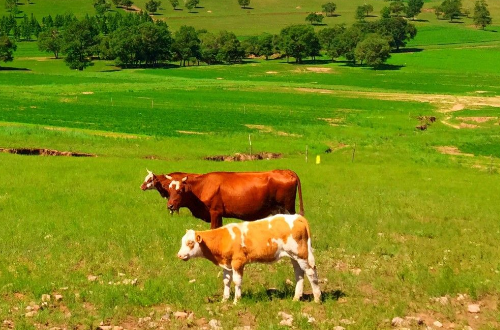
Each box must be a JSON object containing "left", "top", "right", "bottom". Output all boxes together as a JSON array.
[
  {"left": 182, "top": 176, "right": 188, "bottom": 183},
  {"left": 196, "top": 234, "right": 203, "bottom": 243}
]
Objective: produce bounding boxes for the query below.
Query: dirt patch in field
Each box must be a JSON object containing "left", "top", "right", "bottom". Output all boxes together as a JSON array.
[
  {"left": 318, "top": 117, "right": 345, "bottom": 126},
  {"left": 177, "top": 130, "right": 209, "bottom": 135},
  {"left": 205, "top": 152, "right": 282, "bottom": 162},
  {"left": 81, "top": 91, "right": 94, "bottom": 95},
  {"left": 435, "top": 146, "right": 474, "bottom": 157},
  {"left": 307, "top": 67, "right": 332, "bottom": 73},
  {"left": 295, "top": 88, "right": 500, "bottom": 113},
  {"left": 245, "top": 124, "right": 302, "bottom": 137},
  {"left": 0, "top": 147, "right": 95, "bottom": 157},
  {"left": 456, "top": 116, "right": 497, "bottom": 123},
  {"left": 266, "top": 71, "right": 278, "bottom": 74}
]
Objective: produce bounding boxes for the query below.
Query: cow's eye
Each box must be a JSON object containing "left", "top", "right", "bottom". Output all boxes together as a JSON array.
[{"left": 187, "top": 240, "right": 194, "bottom": 248}]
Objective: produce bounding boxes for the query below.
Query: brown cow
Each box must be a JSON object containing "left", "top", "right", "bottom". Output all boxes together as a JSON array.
[
  {"left": 166, "top": 170, "right": 304, "bottom": 229},
  {"left": 177, "top": 214, "right": 321, "bottom": 304},
  {"left": 141, "top": 170, "right": 197, "bottom": 214}
]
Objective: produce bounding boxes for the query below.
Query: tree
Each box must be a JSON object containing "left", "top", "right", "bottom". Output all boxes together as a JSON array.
[
  {"left": 138, "top": 22, "right": 172, "bottom": 66},
  {"left": 363, "top": 4, "right": 374, "bottom": 16},
  {"left": 473, "top": 0, "right": 492, "bottom": 30},
  {"left": 94, "top": 0, "right": 111, "bottom": 16},
  {"left": 389, "top": 0, "right": 406, "bottom": 17},
  {"left": 62, "top": 19, "right": 99, "bottom": 70},
  {"left": 5, "top": 0, "right": 16, "bottom": 12},
  {"left": 122, "top": 0, "right": 134, "bottom": 10},
  {"left": 279, "top": 24, "right": 320, "bottom": 63},
  {"left": 305, "top": 13, "right": 324, "bottom": 25},
  {"left": 322, "top": 2, "right": 336, "bottom": 17},
  {"left": 318, "top": 24, "right": 345, "bottom": 61},
  {"left": 20, "top": 14, "right": 32, "bottom": 40},
  {"left": 336, "top": 25, "right": 364, "bottom": 61},
  {"left": 376, "top": 17, "right": 417, "bottom": 51},
  {"left": 185, "top": 0, "right": 199, "bottom": 12},
  {"left": 440, "top": 0, "right": 462, "bottom": 22},
  {"left": 146, "top": 0, "right": 161, "bottom": 14},
  {"left": 238, "top": 0, "right": 250, "bottom": 9},
  {"left": 216, "top": 30, "right": 244, "bottom": 63},
  {"left": 406, "top": 0, "right": 424, "bottom": 20},
  {"left": 173, "top": 25, "right": 200, "bottom": 66},
  {"left": 169, "top": 0, "right": 179, "bottom": 10},
  {"left": 37, "top": 29, "right": 63, "bottom": 58},
  {"left": 355, "top": 6, "right": 367, "bottom": 21},
  {"left": 258, "top": 33, "right": 276, "bottom": 60},
  {"left": 111, "top": 0, "right": 121, "bottom": 7},
  {"left": 199, "top": 31, "right": 218, "bottom": 64},
  {"left": 0, "top": 33, "right": 16, "bottom": 66},
  {"left": 380, "top": 6, "right": 391, "bottom": 19},
  {"left": 354, "top": 33, "right": 391, "bottom": 66}
]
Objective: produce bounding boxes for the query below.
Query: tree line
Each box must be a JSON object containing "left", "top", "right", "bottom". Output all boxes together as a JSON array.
[{"left": 0, "top": 10, "right": 420, "bottom": 69}]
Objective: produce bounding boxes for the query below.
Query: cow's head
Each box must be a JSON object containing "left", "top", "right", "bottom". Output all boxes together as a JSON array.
[
  {"left": 166, "top": 176, "right": 188, "bottom": 214},
  {"left": 177, "top": 229, "right": 203, "bottom": 261},
  {"left": 141, "top": 169, "right": 158, "bottom": 191}
]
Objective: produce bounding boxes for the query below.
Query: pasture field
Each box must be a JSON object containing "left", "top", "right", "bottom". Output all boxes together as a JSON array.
[
  {"left": 2, "top": 0, "right": 500, "bottom": 329},
  {"left": 1, "top": 0, "right": 500, "bottom": 35}
]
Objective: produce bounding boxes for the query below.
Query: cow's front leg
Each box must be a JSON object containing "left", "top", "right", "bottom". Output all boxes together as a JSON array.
[
  {"left": 210, "top": 211, "right": 223, "bottom": 229},
  {"left": 231, "top": 264, "right": 245, "bottom": 304},
  {"left": 222, "top": 268, "right": 232, "bottom": 302}
]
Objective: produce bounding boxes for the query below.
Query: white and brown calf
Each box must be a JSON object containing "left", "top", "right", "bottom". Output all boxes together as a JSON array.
[{"left": 177, "top": 214, "right": 321, "bottom": 304}]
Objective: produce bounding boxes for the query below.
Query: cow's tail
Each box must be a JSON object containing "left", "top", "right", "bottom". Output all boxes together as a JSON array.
[
  {"left": 304, "top": 217, "right": 316, "bottom": 269},
  {"left": 295, "top": 172, "right": 304, "bottom": 216}
]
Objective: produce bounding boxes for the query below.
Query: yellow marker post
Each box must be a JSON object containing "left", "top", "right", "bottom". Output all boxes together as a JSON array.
[{"left": 316, "top": 155, "right": 321, "bottom": 164}]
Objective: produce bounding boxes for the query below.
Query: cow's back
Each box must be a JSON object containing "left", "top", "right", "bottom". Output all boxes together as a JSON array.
[
  {"left": 197, "top": 171, "right": 299, "bottom": 220},
  {"left": 233, "top": 214, "right": 310, "bottom": 263}
]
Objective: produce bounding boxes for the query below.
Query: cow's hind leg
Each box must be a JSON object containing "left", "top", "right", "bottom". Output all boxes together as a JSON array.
[
  {"left": 231, "top": 265, "right": 244, "bottom": 304},
  {"left": 222, "top": 268, "right": 232, "bottom": 302},
  {"left": 291, "top": 259, "right": 305, "bottom": 301},
  {"left": 305, "top": 265, "right": 321, "bottom": 303},
  {"left": 295, "top": 258, "right": 321, "bottom": 303}
]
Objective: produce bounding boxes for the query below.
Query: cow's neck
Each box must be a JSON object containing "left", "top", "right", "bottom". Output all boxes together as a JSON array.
[{"left": 183, "top": 183, "right": 211, "bottom": 222}]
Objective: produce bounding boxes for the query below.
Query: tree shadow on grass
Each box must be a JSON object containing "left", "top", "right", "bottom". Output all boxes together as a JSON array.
[
  {"left": 280, "top": 59, "right": 333, "bottom": 65},
  {"left": 392, "top": 47, "right": 423, "bottom": 53},
  {"left": 241, "top": 6, "right": 254, "bottom": 9},
  {"left": 341, "top": 62, "right": 404, "bottom": 71},
  {"left": 411, "top": 18, "right": 429, "bottom": 22},
  {"left": 0, "top": 67, "right": 30, "bottom": 71}
]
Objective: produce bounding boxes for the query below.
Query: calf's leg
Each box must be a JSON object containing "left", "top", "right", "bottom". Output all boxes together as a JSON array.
[
  {"left": 222, "top": 268, "right": 232, "bottom": 302},
  {"left": 305, "top": 266, "right": 321, "bottom": 303},
  {"left": 291, "top": 259, "right": 305, "bottom": 301},
  {"left": 231, "top": 265, "right": 244, "bottom": 304}
]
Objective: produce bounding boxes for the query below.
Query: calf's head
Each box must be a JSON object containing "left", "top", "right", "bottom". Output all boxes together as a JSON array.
[
  {"left": 141, "top": 169, "right": 157, "bottom": 191},
  {"left": 166, "top": 176, "right": 188, "bottom": 213},
  {"left": 177, "top": 229, "right": 202, "bottom": 261}
]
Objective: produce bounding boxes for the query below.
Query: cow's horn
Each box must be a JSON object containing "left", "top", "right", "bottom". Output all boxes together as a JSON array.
[
  {"left": 147, "top": 168, "right": 152, "bottom": 174},
  {"left": 182, "top": 176, "right": 188, "bottom": 182},
  {"left": 166, "top": 175, "right": 173, "bottom": 180}
]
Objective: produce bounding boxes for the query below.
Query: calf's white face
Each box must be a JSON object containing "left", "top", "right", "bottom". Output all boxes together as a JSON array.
[{"left": 177, "top": 230, "right": 202, "bottom": 261}]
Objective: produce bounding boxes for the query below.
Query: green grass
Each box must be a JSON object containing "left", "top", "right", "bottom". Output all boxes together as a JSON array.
[{"left": 1, "top": 0, "right": 500, "bottom": 329}]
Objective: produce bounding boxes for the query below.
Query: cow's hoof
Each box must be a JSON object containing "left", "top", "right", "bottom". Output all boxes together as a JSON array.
[{"left": 292, "top": 297, "right": 301, "bottom": 302}]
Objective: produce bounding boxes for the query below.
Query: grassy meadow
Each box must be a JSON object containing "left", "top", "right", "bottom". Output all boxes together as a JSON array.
[{"left": 2, "top": 0, "right": 500, "bottom": 329}]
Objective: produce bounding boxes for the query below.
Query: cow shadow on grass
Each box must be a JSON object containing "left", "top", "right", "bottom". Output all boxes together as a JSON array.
[{"left": 205, "top": 288, "right": 345, "bottom": 303}]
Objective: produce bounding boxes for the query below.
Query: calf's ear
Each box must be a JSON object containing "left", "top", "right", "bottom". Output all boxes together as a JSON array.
[{"left": 196, "top": 234, "right": 203, "bottom": 243}]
